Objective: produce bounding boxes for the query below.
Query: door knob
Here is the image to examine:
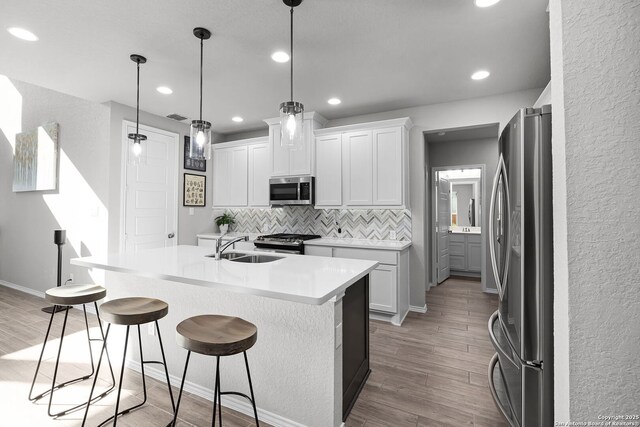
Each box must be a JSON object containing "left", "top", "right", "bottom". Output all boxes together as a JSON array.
[{"left": 168, "top": 233, "right": 175, "bottom": 239}]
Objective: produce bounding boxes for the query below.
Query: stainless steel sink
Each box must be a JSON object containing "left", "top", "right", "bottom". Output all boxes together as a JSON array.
[
  {"left": 228, "top": 254, "right": 283, "bottom": 263},
  {"left": 206, "top": 252, "right": 283, "bottom": 263}
]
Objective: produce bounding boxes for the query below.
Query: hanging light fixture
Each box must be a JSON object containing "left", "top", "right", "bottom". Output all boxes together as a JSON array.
[
  {"left": 128, "top": 54, "right": 147, "bottom": 164},
  {"left": 279, "top": 0, "right": 304, "bottom": 149},
  {"left": 190, "top": 27, "right": 212, "bottom": 160}
]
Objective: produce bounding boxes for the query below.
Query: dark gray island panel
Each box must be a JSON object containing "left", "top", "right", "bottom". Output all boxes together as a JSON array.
[{"left": 342, "top": 274, "right": 370, "bottom": 420}]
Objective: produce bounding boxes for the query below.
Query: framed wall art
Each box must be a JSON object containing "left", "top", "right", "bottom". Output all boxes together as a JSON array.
[
  {"left": 13, "top": 122, "right": 59, "bottom": 192},
  {"left": 183, "top": 173, "right": 206, "bottom": 207},
  {"left": 183, "top": 136, "right": 206, "bottom": 172}
]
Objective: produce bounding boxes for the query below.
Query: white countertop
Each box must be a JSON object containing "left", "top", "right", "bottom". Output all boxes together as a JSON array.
[
  {"left": 197, "top": 232, "right": 262, "bottom": 241},
  {"left": 71, "top": 245, "right": 377, "bottom": 305},
  {"left": 305, "top": 237, "right": 412, "bottom": 251}
]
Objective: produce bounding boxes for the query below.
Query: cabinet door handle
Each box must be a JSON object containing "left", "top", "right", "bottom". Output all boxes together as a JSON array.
[{"left": 168, "top": 232, "right": 175, "bottom": 239}]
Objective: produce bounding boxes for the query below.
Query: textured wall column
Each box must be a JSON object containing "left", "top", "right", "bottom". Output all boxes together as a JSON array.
[{"left": 551, "top": 0, "right": 640, "bottom": 421}]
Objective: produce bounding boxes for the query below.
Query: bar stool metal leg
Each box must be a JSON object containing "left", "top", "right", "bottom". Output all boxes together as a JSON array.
[
  {"left": 82, "top": 324, "right": 112, "bottom": 426},
  {"left": 29, "top": 303, "right": 115, "bottom": 418},
  {"left": 155, "top": 320, "right": 176, "bottom": 412},
  {"left": 243, "top": 351, "right": 260, "bottom": 426},
  {"left": 171, "top": 350, "right": 191, "bottom": 427}
]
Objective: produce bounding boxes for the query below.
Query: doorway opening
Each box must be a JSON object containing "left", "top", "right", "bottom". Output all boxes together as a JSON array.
[{"left": 425, "top": 123, "right": 499, "bottom": 294}]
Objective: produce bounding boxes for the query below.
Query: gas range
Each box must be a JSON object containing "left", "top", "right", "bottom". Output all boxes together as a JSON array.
[{"left": 254, "top": 233, "right": 321, "bottom": 254}]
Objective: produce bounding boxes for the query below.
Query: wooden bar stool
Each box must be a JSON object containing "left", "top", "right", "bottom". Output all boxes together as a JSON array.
[
  {"left": 82, "top": 297, "right": 175, "bottom": 427},
  {"left": 29, "top": 284, "right": 115, "bottom": 417},
  {"left": 172, "top": 315, "right": 259, "bottom": 426}
]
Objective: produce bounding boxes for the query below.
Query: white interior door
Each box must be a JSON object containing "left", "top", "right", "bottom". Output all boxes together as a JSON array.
[
  {"left": 437, "top": 175, "right": 451, "bottom": 283},
  {"left": 123, "top": 121, "right": 179, "bottom": 253}
]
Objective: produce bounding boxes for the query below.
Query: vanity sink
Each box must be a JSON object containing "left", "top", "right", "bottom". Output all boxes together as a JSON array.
[{"left": 206, "top": 252, "right": 283, "bottom": 263}]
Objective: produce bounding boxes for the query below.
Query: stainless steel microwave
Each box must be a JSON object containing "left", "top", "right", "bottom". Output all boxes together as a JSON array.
[{"left": 269, "top": 176, "right": 315, "bottom": 206}]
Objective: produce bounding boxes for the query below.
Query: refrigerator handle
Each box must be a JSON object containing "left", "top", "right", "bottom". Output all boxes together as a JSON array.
[
  {"left": 489, "top": 155, "right": 512, "bottom": 301},
  {"left": 489, "top": 156, "right": 505, "bottom": 298}
]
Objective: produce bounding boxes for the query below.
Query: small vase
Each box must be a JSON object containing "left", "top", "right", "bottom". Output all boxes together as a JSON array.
[{"left": 219, "top": 224, "right": 229, "bottom": 235}]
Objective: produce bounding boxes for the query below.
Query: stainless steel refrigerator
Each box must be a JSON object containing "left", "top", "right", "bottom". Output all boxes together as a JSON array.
[{"left": 487, "top": 105, "right": 553, "bottom": 427}]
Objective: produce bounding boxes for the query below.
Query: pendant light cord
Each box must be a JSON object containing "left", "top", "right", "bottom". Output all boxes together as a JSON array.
[
  {"left": 199, "top": 36, "right": 204, "bottom": 122},
  {"left": 136, "top": 61, "right": 140, "bottom": 136},
  {"left": 290, "top": 6, "right": 294, "bottom": 102}
]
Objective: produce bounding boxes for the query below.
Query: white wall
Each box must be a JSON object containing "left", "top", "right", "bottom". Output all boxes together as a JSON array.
[
  {"left": 550, "top": 0, "right": 640, "bottom": 421},
  {"left": 0, "top": 77, "right": 111, "bottom": 292},
  {"left": 428, "top": 137, "right": 498, "bottom": 290},
  {"left": 326, "top": 88, "right": 542, "bottom": 307}
]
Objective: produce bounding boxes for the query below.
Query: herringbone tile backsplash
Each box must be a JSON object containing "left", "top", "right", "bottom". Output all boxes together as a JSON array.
[{"left": 226, "top": 207, "right": 411, "bottom": 241}]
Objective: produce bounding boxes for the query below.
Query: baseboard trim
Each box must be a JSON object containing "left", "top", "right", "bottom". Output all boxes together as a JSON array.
[
  {"left": 409, "top": 304, "right": 427, "bottom": 314},
  {"left": 125, "top": 360, "right": 306, "bottom": 427},
  {"left": 484, "top": 288, "right": 498, "bottom": 295},
  {"left": 0, "top": 280, "right": 97, "bottom": 314}
]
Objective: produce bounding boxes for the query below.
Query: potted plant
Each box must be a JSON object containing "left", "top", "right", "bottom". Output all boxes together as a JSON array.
[{"left": 215, "top": 212, "right": 235, "bottom": 235}]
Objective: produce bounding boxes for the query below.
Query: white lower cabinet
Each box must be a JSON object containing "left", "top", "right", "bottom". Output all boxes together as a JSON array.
[
  {"left": 305, "top": 244, "right": 409, "bottom": 325},
  {"left": 369, "top": 264, "right": 397, "bottom": 313}
]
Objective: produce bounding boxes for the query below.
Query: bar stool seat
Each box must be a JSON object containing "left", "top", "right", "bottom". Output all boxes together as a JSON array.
[
  {"left": 100, "top": 297, "right": 168, "bottom": 325},
  {"left": 45, "top": 283, "right": 107, "bottom": 306},
  {"left": 173, "top": 314, "right": 259, "bottom": 426},
  {"left": 83, "top": 297, "right": 174, "bottom": 427},
  {"left": 176, "top": 315, "right": 257, "bottom": 356}
]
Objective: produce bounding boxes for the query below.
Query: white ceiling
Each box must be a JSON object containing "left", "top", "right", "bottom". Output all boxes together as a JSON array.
[{"left": 0, "top": 0, "right": 550, "bottom": 134}]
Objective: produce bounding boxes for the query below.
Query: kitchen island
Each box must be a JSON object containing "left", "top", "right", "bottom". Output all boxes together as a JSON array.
[{"left": 71, "top": 245, "right": 377, "bottom": 427}]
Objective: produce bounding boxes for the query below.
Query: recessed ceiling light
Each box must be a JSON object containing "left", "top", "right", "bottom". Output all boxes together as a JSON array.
[
  {"left": 471, "top": 70, "right": 490, "bottom": 80},
  {"left": 156, "top": 86, "right": 173, "bottom": 95},
  {"left": 271, "top": 51, "right": 290, "bottom": 63},
  {"left": 7, "top": 27, "right": 38, "bottom": 41},
  {"left": 474, "top": 0, "right": 501, "bottom": 7},
  {"left": 232, "top": 116, "right": 244, "bottom": 123},
  {"left": 327, "top": 98, "right": 341, "bottom": 105}
]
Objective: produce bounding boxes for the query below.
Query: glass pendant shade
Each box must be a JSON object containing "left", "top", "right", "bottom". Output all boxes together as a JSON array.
[
  {"left": 189, "top": 119, "right": 212, "bottom": 160},
  {"left": 128, "top": 133, "right": 147, "bottom": 165},
  {"left": 279, "top": 101, "right": 304, "bottom": 149}
]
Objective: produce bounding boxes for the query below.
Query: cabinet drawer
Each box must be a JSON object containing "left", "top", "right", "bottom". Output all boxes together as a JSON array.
[
  {"left": 305, "top": 246, "right": 333, "bottom": 257},
  {"left": 449, "top": 242, "right": 465, "bottom": 257},
  {"left": 449, "top": 234, "right": 466, "bottom": 243},
  {"left": 467, "top": 234, "right": 481, "bottom": 244},
  {"left": 450, "top": 255, "right": 466, "bottom": 271},
  {"left": 369, "top": 265, "right": 398, "bottom": 313},
  {"left": 198, "top": 238, "right": 216, "bottom": 247},
  {"left": 333, "top": 247, "right": 397, "bottom": 265}
]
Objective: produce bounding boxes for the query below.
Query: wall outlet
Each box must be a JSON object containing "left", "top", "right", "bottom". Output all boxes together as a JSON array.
[
  {"left": 389, "top": 231, "right": 397, "bottom": 240},
  {"left": 262, "top": 224, "right": 269, "bottom": 233},
  {"left": 189, "top": 207, "right": 194, "bottom": 216},
  {"left": 148, "top": 323, "right": 155, "bottom": 336}
]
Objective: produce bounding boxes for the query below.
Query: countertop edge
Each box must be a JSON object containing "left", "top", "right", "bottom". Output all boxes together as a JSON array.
[{"left": 304, "top": 239, "right": 412, "bottom": 251}]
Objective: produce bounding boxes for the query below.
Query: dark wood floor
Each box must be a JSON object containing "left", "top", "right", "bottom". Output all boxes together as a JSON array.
[
  {"left": 345, "top": 277, "right": 507, "bottom": 427},
  {"left": 0, "top": 278, "right": 504, "bottom": 426}
]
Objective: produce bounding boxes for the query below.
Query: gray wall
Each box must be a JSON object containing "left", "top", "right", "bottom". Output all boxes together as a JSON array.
[
  {"left": 550, "top": 0, "right": 640, "bottom": 421},
  {"left": 326, "top": 89, "right": 540, "bottom": 308},
  {"left": 428, "top": 137, "right": 498, "bottom": 290},
  {"left": 0, "top": 77, "right": 111, "bottom": 292}
]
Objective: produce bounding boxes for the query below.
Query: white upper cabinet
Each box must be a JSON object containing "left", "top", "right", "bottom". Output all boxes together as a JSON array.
[
  {"left": 315, "top": 134, "right": 343, "bottom": 207},
  {"left": 372, "top": 127, "right": 403, "bottom": 205},
  {"left": 212, "top": 137, "right": 268, "bottom": 208},
  {"left": 343, "top": 130, "right": 373, "bottom": 205},
  {"left": 265, "top": 112, "right": 327, "bottom": 177},
  {"left": 315, "top": 118, "right": 411, "bottom": 209},
  {"left": 212, "top": 145, "right": 248, "bottom": 207},
  {"left": 247, "top": 142, "right": 270, "bottom": 207}
]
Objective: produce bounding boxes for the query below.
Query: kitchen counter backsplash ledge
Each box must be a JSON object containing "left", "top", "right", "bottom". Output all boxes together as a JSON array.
[{"left": 226, "top": 206, "right": 411, "bottom": 241}]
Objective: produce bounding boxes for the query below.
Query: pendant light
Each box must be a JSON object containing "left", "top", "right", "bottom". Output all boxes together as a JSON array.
[
  {"left": 128, "top": 54, "right": 147, "bottom": 165},
  {"left": 190, "top": 27, "right": 212, "bottom": 160},
  {"left": 279, "top": 0, "right": 304, "bottom": 150}
]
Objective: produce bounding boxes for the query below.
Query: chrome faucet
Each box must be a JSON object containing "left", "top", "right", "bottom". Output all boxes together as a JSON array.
[{"left": 215, "top": 236, "right": 248, "bottom": 260}]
